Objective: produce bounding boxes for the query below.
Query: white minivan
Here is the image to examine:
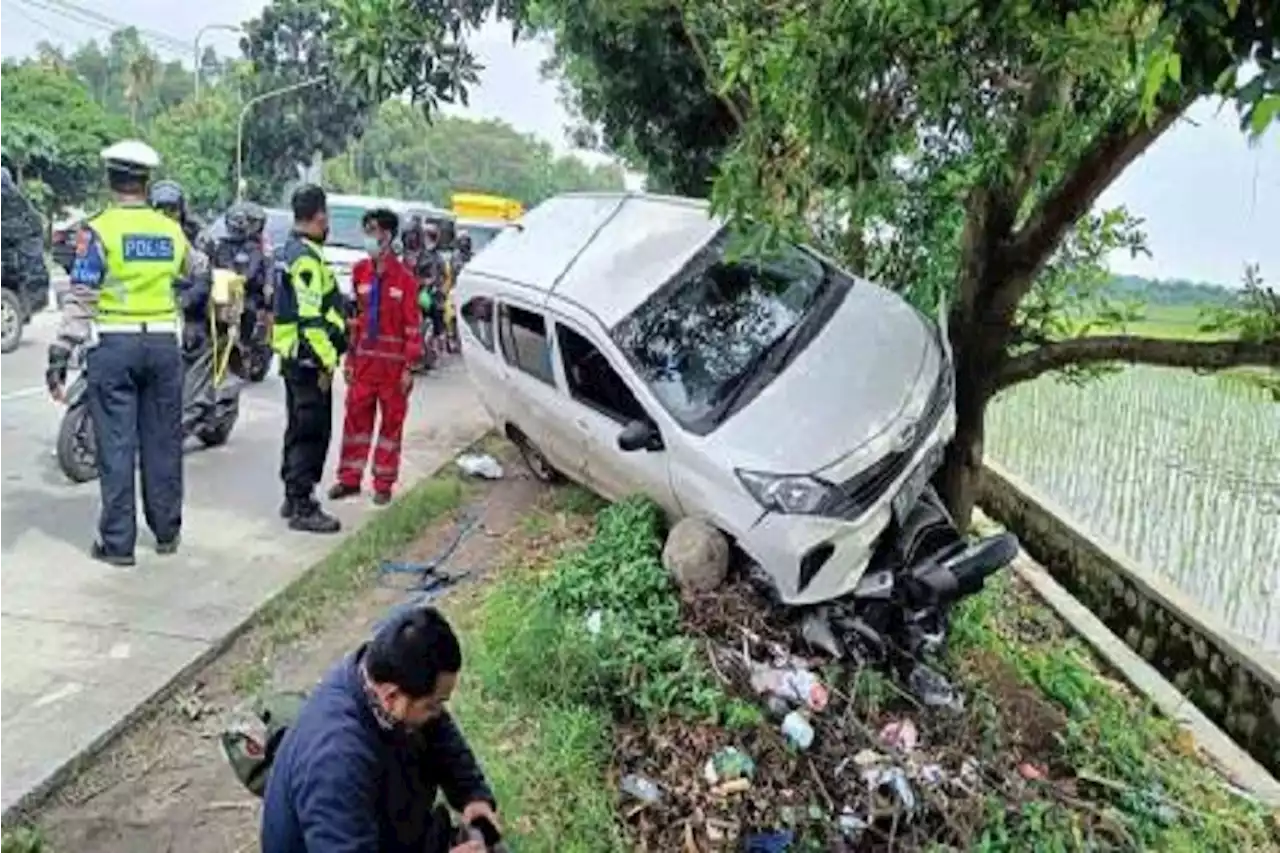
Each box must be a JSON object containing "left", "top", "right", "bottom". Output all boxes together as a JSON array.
[{"left": 454, "top": 192, "right": 1016, "bottom": 658}]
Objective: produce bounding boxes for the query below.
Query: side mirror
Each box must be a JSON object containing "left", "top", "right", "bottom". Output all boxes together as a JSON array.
[{"left": 618, "top": 419, "right": 663, "bottom": 453}]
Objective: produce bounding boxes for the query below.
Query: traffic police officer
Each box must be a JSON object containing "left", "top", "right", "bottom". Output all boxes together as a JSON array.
[
  {"left": 272, "top": 184, "right": 348, "bottom": 533},
  {"left": 46, "top": 140, "right": 208, "bottom": 566}
]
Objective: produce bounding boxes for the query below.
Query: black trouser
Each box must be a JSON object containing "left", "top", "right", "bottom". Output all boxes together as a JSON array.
[
  {"left": 280, "top": 361, "right": 332, "bottom": 505},
  {"left": 86, "top": 330, "right": 184, "bottom": 555}
]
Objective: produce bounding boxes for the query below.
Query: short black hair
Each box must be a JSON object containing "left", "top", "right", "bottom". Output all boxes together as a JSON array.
[
  {"left": 365, "top": 606, "right": 462, "bottom": 698},
  {"left": 361, "top": 207, "right": 399, "bottom": 237},
  {"left": 291, "top": 184, "right": 327, "bottom": 224}
]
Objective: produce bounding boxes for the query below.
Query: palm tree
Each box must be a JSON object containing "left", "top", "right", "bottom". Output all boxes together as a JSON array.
[{"left": 123, "top": 47, "right": 157, "bottom": 125}]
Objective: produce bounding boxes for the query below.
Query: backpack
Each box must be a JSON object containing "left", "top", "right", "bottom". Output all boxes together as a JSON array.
[{"left": 220, "top": 691, "right": 308, "bottom": 797}]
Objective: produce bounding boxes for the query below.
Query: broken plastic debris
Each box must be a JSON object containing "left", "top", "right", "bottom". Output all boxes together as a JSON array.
[
  {"left": 800, "top": 609, "right": 843, "bottom": 658},
  {"left": 584, "top": 610, "right": 603, "bottom": 635},
  {"left": 456, "top": 452, "right": 504, "bottom": 479},
  {"left": 749, "top": 662, "right": 829, "bottom": 712},
  {"left": 837, "top": 808, "right": 868, "bottom": 838},
  {"left": 780, "top": 711, "right": 815, "bottom": 750},
  {"left": 1018, "top": 761, "right": 1048, "bottom": 781},
  {"left": 703, "top": 746, "right": 755, "bottom": 785},
  {"left": 915, "top": 763, "right": 946, "bottom": 788},
  {"left": 619, "top": 773, "right": 662, "bottom": 803},
  {"left": 713, "top": 777, "right": 752, "bottom": 796},
  {"left": 853, "top": 749, "right": 884, "bottom": 768},
  {"left": 862, "top": 765, "right": 917, "bottom": 816},
  {"left": 878, "top": 718, "right": 919, "bottom": 753},
  {"left": 908, "top": 664, "right": 965, "bottom": 710}
]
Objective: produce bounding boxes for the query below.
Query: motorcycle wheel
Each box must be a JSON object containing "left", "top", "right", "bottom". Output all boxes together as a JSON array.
[
  {"left": 2, "top": 288, "right": 23, "bottom": 354},
  {"left": 57, "top": 403, "right": 99, "bottom": 483},
  {"left": 197, "top": 395, "right": 240, "bottom": 447}
]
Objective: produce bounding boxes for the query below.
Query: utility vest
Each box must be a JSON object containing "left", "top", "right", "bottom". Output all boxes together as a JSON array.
[
  {"left": 272, "top": 235, "right": 346, "bottom": 369},
  {"left": 89, "top": 205, "right": 188, "bottom": 326}
]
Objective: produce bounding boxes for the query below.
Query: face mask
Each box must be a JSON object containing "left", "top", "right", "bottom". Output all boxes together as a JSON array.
[{"left": 362, "top": 235, "right": 382, "bottom": 256}]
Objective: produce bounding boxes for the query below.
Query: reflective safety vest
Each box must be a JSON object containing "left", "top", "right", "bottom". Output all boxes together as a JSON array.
[
  {"left": 271, "top": 234, "right": 347, "bottom": 369},
  {"left": 89, "top": 205, "right": 188, "bottom": 326}
]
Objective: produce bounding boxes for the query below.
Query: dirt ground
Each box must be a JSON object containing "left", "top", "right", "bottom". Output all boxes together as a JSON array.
[{"left": 29, "top": 450, "right": 560, "bottom": 853}]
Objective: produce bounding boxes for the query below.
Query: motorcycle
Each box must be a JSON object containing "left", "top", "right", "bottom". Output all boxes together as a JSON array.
[
  {"left": 232, "top": 298, "right": 274, "bottom": 383},
  {"left": 56, "top": 270, "right": 247, "bottom": 483}
]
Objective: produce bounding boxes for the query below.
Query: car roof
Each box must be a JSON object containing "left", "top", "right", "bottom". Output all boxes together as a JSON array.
[{"left": 463, "top": 192, "right": 720, "bottom": 328}]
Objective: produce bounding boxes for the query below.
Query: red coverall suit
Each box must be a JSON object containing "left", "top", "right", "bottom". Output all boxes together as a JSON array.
[{"left": 335, "top": 253, "right": 422, "bottom": 495}]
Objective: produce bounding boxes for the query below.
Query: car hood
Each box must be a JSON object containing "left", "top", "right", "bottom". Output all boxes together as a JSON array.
[{"left": 711, "top": 279, "right": 941, "bottom": 476}]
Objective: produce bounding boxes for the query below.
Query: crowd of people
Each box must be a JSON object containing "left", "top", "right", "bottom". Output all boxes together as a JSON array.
[{"left": 46, "top": 137, "right": 505, "bottom": 851}]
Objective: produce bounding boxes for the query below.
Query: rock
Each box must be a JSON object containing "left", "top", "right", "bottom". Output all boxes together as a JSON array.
[{"left": 662, "top": 517, "right": 729, "bottom": 592}]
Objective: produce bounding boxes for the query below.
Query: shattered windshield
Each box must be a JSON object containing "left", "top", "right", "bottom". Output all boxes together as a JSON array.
[{"left": 612, "top": 231, "right": 838, "bottom": 433}]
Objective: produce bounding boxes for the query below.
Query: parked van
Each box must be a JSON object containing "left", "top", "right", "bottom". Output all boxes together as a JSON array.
[
  {"left": 454, "top": 193, "right": 1016, "bottom": 652},
  {"left": 325, "top": 194, "right": 411, "bottom": 294}
]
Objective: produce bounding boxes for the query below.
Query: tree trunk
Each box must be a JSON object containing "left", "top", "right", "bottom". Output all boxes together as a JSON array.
[{"left": 937, "top": 335, "right": 994, "bottom": 529}]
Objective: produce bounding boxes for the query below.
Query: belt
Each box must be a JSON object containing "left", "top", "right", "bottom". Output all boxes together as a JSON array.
[{"left": 97, "top": 320, "right": 179, "bottom": 334}]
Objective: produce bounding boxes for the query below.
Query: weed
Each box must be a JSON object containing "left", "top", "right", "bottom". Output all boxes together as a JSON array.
[
  {"left": 0, "top": 829, "right": 45, "bottom": 853},
  {"left": 951, "top": 578, "right": 1275, "bottom": 851}
]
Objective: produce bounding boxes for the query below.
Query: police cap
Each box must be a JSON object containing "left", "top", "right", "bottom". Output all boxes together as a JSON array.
[{"left": 101, "top": 139, "right": 161, "bottom": 178}]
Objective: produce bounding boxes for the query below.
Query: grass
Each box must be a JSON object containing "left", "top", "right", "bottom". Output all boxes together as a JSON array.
[{"left": 951, "top": 577, "right": 1275, "bottom": 851}]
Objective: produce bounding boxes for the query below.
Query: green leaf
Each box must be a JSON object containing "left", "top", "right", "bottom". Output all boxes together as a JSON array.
[
  {"left": 1165, "top": 52, "right": 1181, "bottom": 85},
  {"left": 1248, "top": 94, "right": 1280, "bottom": 138}
]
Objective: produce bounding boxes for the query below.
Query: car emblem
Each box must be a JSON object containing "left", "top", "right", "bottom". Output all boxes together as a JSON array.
[{"left": 892, "top": 420, "right": 918, "bottom": 452}]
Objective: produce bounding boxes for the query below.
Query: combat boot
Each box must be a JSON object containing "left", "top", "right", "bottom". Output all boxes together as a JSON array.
[{"left": 288, "top": 499, "right": 341, "bottom": 534}]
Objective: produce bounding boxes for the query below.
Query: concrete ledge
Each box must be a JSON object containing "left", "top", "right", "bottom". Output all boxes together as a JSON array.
[
  {"left": 1001, "top": 543, "right": 1280, "bottom": 807},
  {"left": 980, "top": 459, "right": 1280, "bottom": 778},
  {"left": 0, "top": 425, "right": 489, "bottom": 828}
]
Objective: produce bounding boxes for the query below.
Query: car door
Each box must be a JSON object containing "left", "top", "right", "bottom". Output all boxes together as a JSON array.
[
  {"left": 492, "top": 298, "right": 580, "bottom": 474},
  {"left": 550, "top": 312, "right": 680, "bottom": 515}
]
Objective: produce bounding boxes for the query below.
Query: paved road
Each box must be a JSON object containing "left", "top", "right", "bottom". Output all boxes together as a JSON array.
[{"left": 0, "top": 309, "right": 491, "bottom": 812}]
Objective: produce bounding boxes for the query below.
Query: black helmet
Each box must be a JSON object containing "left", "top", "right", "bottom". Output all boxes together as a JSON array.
[
  {"left": 149, "top": 180, "right": 186, "bottom": 220},
  {"left": 227, "top": 201, "right": 266, "bottom": 239}
]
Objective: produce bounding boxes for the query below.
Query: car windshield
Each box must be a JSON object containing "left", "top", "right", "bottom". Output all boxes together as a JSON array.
[
  {"left": 463, "top": 223, "right": 503, "bottom": 253},
  {"left": 326, "top": 205, "right": 370, "bottom": 250},
  {"left": 264, "top": 209, "right": 291, "bottom": 247},
  {"left": 612, "top": 231, "right": 835, "bottom": 432}
]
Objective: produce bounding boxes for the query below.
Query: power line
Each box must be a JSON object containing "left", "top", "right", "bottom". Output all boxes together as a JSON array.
[
  {"left": 6, "top": 1, "right": 65, "bottom": 42},
  {"left": 10, "top": 0, "right": 189, "bottom": 56},
  {"left": 37, "top": 0, "right": 189, "bottom": 51}
]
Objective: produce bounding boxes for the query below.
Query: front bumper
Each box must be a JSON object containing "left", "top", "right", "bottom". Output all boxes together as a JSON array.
[{"left": 738, "top": 403, "right": 956, "bottom": 605}]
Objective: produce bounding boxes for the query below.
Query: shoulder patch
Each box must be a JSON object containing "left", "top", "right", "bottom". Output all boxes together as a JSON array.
[{"left": 123, "top": 234, "right": 176, "bottom": 262}]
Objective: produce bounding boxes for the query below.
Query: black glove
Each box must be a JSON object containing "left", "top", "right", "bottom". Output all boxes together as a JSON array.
[{"left": 46, "top": 343, "right": 72, "bottom": 395}]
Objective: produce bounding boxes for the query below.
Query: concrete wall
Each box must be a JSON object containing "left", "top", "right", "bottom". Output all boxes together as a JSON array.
[{"left": 979, "top": 460, "right": 1280, "bottom": 777}]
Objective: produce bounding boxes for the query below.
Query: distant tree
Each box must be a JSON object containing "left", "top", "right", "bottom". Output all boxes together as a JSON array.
[
  {"left": 0, "top": 61, "right": 127, "bottom": 215},
  {"left": 322, "top": 103, "right": 625, "bottom": 205},
  {"left": 150, "top": 91, "right": 240, "bottom": 214}
]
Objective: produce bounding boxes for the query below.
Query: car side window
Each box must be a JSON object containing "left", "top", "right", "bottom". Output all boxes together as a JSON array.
[
  {"left": 556, "top": 323, "right": 648, "bottom": 425},
  {"left": 462, "top": 296, "right": 495, "bottom": 351},
  {"left": 498, "top": 303, "right": 554, "bottom": 384}
]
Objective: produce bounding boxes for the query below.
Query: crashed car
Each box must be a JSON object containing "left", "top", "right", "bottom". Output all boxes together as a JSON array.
[{"left": 454, "top": 192, "right": 1017, "bottom": 673}]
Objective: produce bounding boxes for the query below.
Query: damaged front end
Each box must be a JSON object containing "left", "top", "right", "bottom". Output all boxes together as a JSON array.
[{"left": 801, "top": 487, "right": 1019, "bottom": 707}]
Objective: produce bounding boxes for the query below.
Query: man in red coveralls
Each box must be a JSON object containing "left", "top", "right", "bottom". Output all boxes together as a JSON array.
[{"left": 328, "top": 208, "right": 422, "bottom": 505}]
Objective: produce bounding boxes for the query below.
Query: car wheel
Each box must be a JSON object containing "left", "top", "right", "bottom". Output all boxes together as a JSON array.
[
  {"left": 2, "top": 288, "right": 23, "bottom": 354},
  {"left": 510, "top": 429, "right": 563, "bottom": 483}
]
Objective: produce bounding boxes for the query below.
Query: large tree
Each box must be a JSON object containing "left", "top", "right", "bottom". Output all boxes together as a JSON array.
[
  {"left": 0, "top": 60, "right": 128, "bottom": 215},
  {"left": 323, "top": 102, "right": 625, "bottom": 204},
  {"left": 327, "top": 0, "right": 1279, "bottom": 523},
  {"left": 150, "top": 91, "right": 241, "bottom": 215}
]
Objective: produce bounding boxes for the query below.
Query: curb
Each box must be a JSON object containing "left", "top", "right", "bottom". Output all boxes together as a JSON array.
[
  {"left": 1009, "top": 551, "right": 1280, "bottom": 808},
  {"left": 0, "top": 425, "right": 490, "bottom": 828}
]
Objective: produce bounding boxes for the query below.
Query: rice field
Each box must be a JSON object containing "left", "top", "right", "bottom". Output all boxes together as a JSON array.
[{"left": 986, "top": 366, "right": 1280, "bottom": 654}]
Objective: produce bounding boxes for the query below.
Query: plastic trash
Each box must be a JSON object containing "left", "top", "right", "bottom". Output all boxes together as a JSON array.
[
  {"left": 908, "top": 664, "right": 964, "bottom": 710},
  {"left": 801, "top": 609, "right": 844, "bottom": 658},
  {"left": 743, "top": 830, "right": 795, "bottom": 853},
  {"left": 703, "top": 746, "right": 755, "bottom": 784},
  {"left": 620, "top": 773, "right": 662, "bottom": 803},
  {"left": 879, "top": 718, "right": 919, "bottom": 753},
  {"left": 749, "top": 662, "right": 829, "bottom": 712},
  {"left": 456, "top": 452, "right": 504, "bottom": 479},
  {"left": 781, "top": 711, "right": 815, "bottom": 750},
  {"left": 837, "top": 808, "right": 868, "bottom": 839},
  {"left": 585, "top": 610, "right": 603, "bottom": 635},
  {"left": 862, "top": 765, "right": 917, "bottom": 816}
]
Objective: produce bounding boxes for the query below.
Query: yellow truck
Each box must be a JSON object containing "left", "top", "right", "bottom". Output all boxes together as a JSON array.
[{"left": 450, "top": 192, "right": 523, "bottom": 254}]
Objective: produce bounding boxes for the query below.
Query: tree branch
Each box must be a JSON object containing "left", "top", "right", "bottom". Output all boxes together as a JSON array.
[
  {"left": 997, "top": 335, "right": 1280, "bottom": 390},
  {"left": 989, "top": 97, "right": 1191, "bottom": 319}
]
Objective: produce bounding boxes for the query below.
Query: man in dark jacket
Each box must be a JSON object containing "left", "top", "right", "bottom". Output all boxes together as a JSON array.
[{"left": 261, "top": 607, "right": 497, "bottom": 853}]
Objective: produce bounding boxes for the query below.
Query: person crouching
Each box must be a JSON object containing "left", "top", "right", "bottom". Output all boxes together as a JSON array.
[{"left": 329, "top": 208, "right": 422, "bottom": 505}]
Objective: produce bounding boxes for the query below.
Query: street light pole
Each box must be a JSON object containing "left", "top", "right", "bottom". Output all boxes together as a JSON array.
[
  {"left": 236, "top": 77, "right": 326, "bottom": 201},
  {"left": 193, "top": 23, "right": 241, "bottom": 99}
]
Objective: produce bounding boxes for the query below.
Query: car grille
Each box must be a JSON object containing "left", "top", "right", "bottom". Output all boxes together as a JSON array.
[{"left": 820, "top": 370, "right": 952, "bottom": 520}]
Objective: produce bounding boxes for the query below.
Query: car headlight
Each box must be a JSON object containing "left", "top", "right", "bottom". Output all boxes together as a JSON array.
[{"left": 736, "top": 470, "right": 836, "bottom": 515}]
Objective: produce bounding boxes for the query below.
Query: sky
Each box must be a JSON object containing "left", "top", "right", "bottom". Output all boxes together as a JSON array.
[{"left": 3, "top": 0, "right": 1277, "bottom": 286}]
